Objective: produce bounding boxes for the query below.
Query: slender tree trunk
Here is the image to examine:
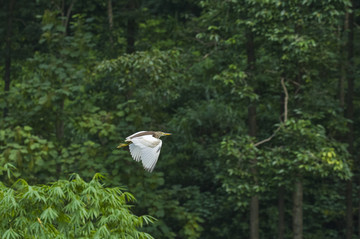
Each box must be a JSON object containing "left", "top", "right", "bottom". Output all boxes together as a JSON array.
[
  {"left": 108, "top": 0, "right": 114, "bottom": 31},
  {"left": 248, "top": 105, "right": 256, "bottom": 136},
  {"left": 107, "top": 0, "right": 114, "bottom": 51},
  {"left": 61, "top": 0, "right": 75, "bottom": 36},
  {"left": 292, "top": 18, "right": 305, "bottom": 234},
  {"left": 55, "top": 1, "right": 74, "bottom": 177},
  {"left": 338, "top": 11, "right": 347, "bottom": 109},
  {"left": 56, "top": 99, "right": 65, "bottom": 177},
  {"left": 126, "top": 1, "right": 137, "bottom": 54},
  {"left": 246, "top": 28, "right": 259, "bottom": 239},
  {"left": 55, "top": 99, "right": 65, "bottom": 141},
  {"left": 3, "top": 0, "right": 15, "bottom": 117},
  {"left": 339, "top": 43, "right": 346, "bottom": 109},
  {"left": 292, "top": 79, "right": 304, "bottom": 239},
  {"left": 346, "top": 2, "right": 354, "bottom": 156},
  {"left": 291, "top": 27, "right": 304, "bottom": 237},
  {"left": 278, "top": 77, "right": 288, "bottom": 239},
  {"left": 250, "top": 194, "right": 259, "bottom": 239},
  {"left": 346, "top": 181, "right": 353, "bottom": 239},
  {"left": 345, "top": 2, "right": 354, "bottom": 238},
  {"left": 293, "top": 180, "right": 303, "bottom": 239},
  {"left": 359, "top": 192, "right": 360, "bottom": 239},
  {"left": 249, "top": 104, "right": 258, "bottom": 239},
  {"left": 278, "top": 186, "right": 285, "bottom": 239},
  {"left": 358, "top": 180, "right": 360, "bottom": 239}
]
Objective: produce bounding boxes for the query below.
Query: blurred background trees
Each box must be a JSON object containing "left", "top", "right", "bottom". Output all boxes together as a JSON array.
[{"left": 0, "top": 0, "right": 359, "bottom": 238}]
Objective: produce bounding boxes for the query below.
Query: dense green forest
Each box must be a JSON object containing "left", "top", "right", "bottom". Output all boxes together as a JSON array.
[{"left": 0, "top": 0, "right": 359, "bottom": 238}]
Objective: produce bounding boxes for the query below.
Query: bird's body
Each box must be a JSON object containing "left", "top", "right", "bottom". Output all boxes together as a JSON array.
[{"left": 117, "top": 131, "right": 171, "bottom": 172}]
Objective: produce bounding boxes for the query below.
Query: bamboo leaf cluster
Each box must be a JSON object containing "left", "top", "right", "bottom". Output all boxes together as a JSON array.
[{"left": 0, "top": 174, "right": 154, "bottom": 239}]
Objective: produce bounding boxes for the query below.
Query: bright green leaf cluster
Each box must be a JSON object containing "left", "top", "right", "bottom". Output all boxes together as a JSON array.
[{"left": 0, "top": 174, "right": 154, "bottom": 239}]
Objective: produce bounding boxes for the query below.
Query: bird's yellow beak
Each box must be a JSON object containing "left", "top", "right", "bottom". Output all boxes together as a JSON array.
[{"left": 163, "top": 132, "right": 171, "bottom": 136}]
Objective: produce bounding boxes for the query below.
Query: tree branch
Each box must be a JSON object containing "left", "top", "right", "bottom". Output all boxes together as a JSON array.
[
  {"left": 108, "top": 0, "right": 113, "bottom": 29},
  {"left": 281, "top": 77, "right": 288, "bottom": 123},
  {"left": 254, "top": 78, "right": 288, "bottom": 147},
  {"left": 253, "top": 126, "right": 281, "bottom": 147},
  {"left": 63, "top": 0, "right": 76, "bottom": 35}
]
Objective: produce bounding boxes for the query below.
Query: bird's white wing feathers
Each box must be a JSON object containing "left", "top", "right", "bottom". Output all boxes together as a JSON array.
[
  {"left": 132, "top": 135, "right": 160, "bottom": 147},
  {"left": 140, "top": 140, "right": 162, "bottom": 172},
  {"left": 126, "top": 131, "right": 147, "bottom": 140},
  {"left": 129, "top": 143, "right": 142, "bottom": 162},
  {"left": 128, "top": 135, "right": 162, "bottom": 172}
]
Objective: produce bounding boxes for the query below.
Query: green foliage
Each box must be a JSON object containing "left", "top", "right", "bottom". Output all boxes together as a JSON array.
[
  {"left": 0, "top": 173, "right": 154, "bottom": 239},
  {"left": 0, "top": 0, "right": 359, "bottom": 238},
  {"left": 97, "top": 49, "right": 183, "bottom": 107},
  {"left": 219, "top": 119, "right": 351, "bottom": 203},
  {"left": 0, "top": 126, "right": 57, "bottom": 183},
  {"left": 274, "top": 119, "right": 351, "bottom": 179}
]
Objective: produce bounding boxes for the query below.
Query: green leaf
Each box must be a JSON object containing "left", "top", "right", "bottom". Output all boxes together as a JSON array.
[{"left": 2, "top": 228, "right": 20, "bottom": 239}]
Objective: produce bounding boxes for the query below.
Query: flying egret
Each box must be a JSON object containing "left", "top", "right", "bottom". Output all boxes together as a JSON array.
[{"left": 117, "top": 131, "right": 171, "bottom": 172}]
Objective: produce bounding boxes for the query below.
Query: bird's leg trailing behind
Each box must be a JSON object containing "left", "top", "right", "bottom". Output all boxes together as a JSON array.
[{"left": 117, "top": 143, "right": 130, "bottom": 148}]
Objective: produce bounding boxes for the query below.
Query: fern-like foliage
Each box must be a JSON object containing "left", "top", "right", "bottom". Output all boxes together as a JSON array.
[{"left": 0, "top": 173, "right": 155, "bottom": 239}]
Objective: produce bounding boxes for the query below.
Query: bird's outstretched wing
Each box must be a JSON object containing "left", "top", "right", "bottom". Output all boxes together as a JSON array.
[
  {"left": 129, "top": 143, "right": 142, "bottom": 162},
  {"left": 129, "top": 135, "right": 162, "bottom": 172},
  {"left": 140, "top": 140, "right": 162, "bottom": 172},
  {"left": 126, "top": 131, "right": 147, "bottom": 140}
]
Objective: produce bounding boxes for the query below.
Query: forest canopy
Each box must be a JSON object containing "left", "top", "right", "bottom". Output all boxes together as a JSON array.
[{"left": 0, "top": 0, "right": 359, "bottom": 238}]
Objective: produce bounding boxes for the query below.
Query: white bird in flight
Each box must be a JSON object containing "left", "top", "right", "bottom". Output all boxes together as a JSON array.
[{"left": 117, "top": 131, "right": 171, "bottom": 172}]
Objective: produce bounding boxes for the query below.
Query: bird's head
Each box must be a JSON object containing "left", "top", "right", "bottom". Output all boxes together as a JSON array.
[{"left": 154, "top": 131, "right": 171, "bottom": 138}]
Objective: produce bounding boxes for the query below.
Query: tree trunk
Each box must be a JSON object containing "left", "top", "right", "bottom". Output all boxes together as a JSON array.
[
  {"left": 278, "top": 186, "right": 285, "bottom": 239},
  {"left": 346, "top": 1, "right": 354, "bottom": 155},
  {"left": 338, "top": 11, "right": 347, "bottom": 109},
  {"left": 3, "top": 0, "right": 15, "bottom": 117},
  {"left": 292, "top": 74, "right": 303, "bottom": 239},
  {"left": 246, "top": 28, "right": 259, "bottom": 239},
  {"left": 345, "top": 2, "right": 354, "bottom": 238},
  {"left": 248, "top": 105, "right": 256, "bottom": 137},
  {"left": 107, "top": 0, "right": 114, "bottom": 51},
  {"left": 56, "top": 99, "right": 65, "bottom": 177},
  {"left": 293, "top": 180, "right": 303, "bottom": 239},
  {"left": 346, "top": 181, "right": 353, "bottom": 239},
  {"left": 277, "top": 77, "right": 288, "bottom": 239},
  {"left": 108, "top": 0, "right": 114, "bottom": 31},
  {"left": 61, "top": 0, "right": 75, "bottom": 36},
  {"left": 55, "top": 1, "right": 74, "bottom": 177},
  {"left": 250, "top": 194, "right": 259, "bottom": 239},
  {"left": 126, "top": 1, "right": 137, "bottom": 54},
  {"left": 358, "top": 180, "right": 360, "bottom": 239},
  {"left": 249, "top": 104, "right": 258, "bottom": 239}
]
